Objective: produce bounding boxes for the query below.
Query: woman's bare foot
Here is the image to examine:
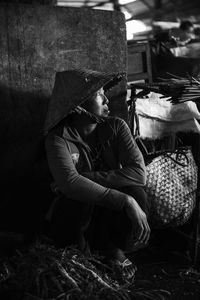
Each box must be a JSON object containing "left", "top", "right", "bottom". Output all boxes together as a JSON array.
[{"left": 105, "top": 245, "right": 137, "bottom": 281}]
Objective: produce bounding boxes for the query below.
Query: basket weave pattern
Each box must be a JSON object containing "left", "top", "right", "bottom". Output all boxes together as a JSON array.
[{"left": 146, "top": 148, "right": 198, "bottom": 228}]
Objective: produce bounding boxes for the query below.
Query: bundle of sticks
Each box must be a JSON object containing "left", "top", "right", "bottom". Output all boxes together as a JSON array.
[{"left": 130, "top": 74, "right": 200, "bottom": 104}]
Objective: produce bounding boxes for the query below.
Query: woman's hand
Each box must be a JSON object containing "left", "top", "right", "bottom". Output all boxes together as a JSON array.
[{"left": 124, "top": 195, "right": 150, "bottom": 251}]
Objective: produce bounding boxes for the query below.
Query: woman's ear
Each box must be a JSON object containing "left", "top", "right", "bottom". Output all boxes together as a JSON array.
[{"left": 81, "top": 92, "right": 97, "bottom": 110}]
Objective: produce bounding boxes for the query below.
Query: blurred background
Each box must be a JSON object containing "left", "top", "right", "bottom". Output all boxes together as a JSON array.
[{"left": 55, "top": 0, "right": 200, "bottom": 41}]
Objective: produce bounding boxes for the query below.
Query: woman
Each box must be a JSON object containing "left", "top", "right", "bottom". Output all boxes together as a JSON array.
[{"left": 44, "top": 69, "right": 150, "bottom": 280}]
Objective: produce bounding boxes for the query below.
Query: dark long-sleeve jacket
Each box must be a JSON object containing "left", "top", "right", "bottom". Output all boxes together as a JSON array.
[{"left": 45, "top": 116, "right": 146, "bottom": 211}]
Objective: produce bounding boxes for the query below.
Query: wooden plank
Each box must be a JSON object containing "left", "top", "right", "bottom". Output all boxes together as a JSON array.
[
  {"left": 128, "top": 72, "right": 149, "bottom": 81},
  {"left": 127, "top": 41, "right": 152, "bottom": 83}
]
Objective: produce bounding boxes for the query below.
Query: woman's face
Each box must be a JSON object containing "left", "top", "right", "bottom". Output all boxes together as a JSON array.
[{"left": 84, "top": 88, "right": 110, "bottom": 117}]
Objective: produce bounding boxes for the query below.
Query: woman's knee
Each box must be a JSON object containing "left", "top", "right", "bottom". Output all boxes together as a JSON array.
[{"left": 120, "top": 186, "right": 150, "bottom": 215}]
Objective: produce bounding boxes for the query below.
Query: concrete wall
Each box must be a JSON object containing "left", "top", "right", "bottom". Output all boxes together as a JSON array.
[{"left": 0, "top": 3, "right": 127, "bottom": 232}]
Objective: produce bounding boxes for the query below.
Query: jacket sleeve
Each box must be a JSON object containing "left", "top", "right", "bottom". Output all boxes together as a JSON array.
[
  {"left": 45, "top": 130, "right": 127, "bottom": 210},
  {"left": 82, "top": 118, "right": 146, "bottom": 188}
]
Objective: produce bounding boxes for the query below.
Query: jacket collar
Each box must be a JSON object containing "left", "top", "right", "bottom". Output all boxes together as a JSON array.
[{"left": 62, "top": 117, "right": 115, "bottom": 148}]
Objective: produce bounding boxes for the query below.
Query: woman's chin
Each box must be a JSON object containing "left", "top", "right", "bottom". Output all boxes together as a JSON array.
[{"left": 103, "top": 110, "right": 110, "bottom": 117}]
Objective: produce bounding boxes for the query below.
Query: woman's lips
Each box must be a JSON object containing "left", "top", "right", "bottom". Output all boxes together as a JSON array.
[{"left": 103, "top": 109, "right": 110, "bottom": 116}]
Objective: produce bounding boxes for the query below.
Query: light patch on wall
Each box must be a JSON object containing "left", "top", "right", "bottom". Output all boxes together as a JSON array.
[
  {"left": 119, "top": 0, "right": 136, "bottom": 4},
  {"left": 122, "top": 9, "right": 132, "bottom": 20},
  {"left": 57, "top": 0, "right": 137, "bottom": 9},
  {"left": 126, "top": 20, "right": 148, "bottom": 40}
]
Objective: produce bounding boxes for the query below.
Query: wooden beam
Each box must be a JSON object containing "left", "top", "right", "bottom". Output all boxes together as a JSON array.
[{"left": 140, "top": 0, "right": 153, "bottom": 9}]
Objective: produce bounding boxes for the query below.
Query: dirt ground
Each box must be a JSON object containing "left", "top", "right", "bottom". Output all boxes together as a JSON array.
[
  {"left": 133, "top": 249, "right": 200, "bottom": 299},
  {"left": 132, "top": 228, "right": 200, "bottom": 300}
]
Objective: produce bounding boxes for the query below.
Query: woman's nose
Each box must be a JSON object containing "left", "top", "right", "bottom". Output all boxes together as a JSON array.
[{"left": 103, "top": 95, "right": 109, "bottom": 105}]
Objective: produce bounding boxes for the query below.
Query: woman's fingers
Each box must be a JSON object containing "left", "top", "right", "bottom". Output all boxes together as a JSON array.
[
  {"left": 146, "top": 222, "right": 151, "bottom": 243},
  {"left": 142, "top": 219, "right": 150, "bottom": 244},
  {"left": 134, "top": 217, "right": 150, "bottom": 245},
  {"left": 124, "top": 196, "right": 150, "bottom": 249}
]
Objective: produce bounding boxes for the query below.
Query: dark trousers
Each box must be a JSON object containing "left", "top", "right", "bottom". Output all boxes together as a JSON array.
[
  {"left": 51, "top": 186, "right": 149, "bottom": 252},
  {"left": 88, "top": 186, "right": 149, "bottom": 252}
]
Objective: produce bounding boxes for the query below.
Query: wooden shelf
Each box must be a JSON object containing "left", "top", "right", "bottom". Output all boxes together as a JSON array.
[{"left": 127, "top": 41, "right": 152, "bottom": 83}]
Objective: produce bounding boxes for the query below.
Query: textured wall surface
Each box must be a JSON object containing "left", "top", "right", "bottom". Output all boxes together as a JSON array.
[
  {"left": 0, "top": 3, "right": 127, "bottom": 231},
  {"left": 0, "top": 3, "right": 127, "bottom": 141},
  {"left": 0, "top": 3, "right": 127, "bottom": 177}
]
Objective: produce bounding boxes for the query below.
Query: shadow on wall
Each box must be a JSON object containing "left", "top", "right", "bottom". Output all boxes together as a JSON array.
[
  {"left": 0, "top": 81, "right": 128, "bottom": 235},
  {"left": 0, "top": 84, "right": 53, "bottom": 234}
]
